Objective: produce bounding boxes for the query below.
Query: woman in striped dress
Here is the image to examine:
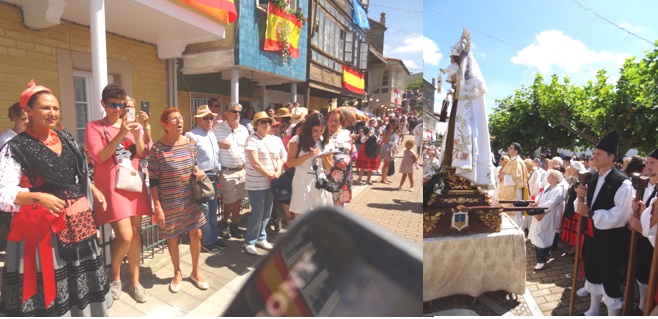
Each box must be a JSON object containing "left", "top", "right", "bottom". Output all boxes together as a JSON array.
[{"left": 148, "top": 108, "right": 208, "bottom": 293}]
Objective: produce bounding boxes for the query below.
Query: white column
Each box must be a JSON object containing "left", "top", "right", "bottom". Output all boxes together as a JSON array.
[
  {"left": 290, "top": 82, "right": 297, "bottom": 103},
  {"left": 167, "top": 59, "right": 178, "bottom": 107},
  {"left": 231, "top": 67, "right": 239, "bottom": 103},
  {"left": 89, "top": 0, "right": 108, "bottom": 120}
]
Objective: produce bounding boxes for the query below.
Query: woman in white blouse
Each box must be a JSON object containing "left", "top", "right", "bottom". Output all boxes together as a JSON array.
[
  {"left": 529, "top": 169, "right": 566, "bottom": 270},
  {"left": 243, "top": 112, "right": 283, "bottom": 255}
]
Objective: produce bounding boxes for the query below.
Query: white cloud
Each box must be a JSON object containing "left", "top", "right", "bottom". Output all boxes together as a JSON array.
[
  {"left": 618, "top": 22, "right": 649, "bottom": 38},
  {"left": 404, "top": 59, "right": 420, "bottom": 71},
  {"left": 387, "top": 34, "right": 442, "bottom": 67},
  {"left": 511, "top": 30, "right": 628, "bottom": 73}
]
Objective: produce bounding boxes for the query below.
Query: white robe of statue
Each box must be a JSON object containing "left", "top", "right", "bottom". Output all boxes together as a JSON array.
[{"left": 444, "top": 49, "right": 495, "bottom": 189}]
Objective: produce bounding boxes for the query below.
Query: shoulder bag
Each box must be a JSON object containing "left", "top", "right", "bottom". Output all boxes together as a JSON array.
[
  {"left": 103, "top": 124, "right": 145, "bottom": 193},
  {"left": 186, "top": 141, "right": 215, "bottom": 203}
]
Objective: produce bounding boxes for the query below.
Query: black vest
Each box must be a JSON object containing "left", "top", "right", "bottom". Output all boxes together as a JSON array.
[{"left": 586, "top": 167, "right": 629, "bottom": 239}]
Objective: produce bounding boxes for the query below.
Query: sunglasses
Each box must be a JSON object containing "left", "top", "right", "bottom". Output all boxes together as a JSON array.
[
  {"left": 202, "top": 116, "right": 214, "bottom": 121},
  {"left": 259, "top": 120, "right": 272, "bottom": 125},
  {"left": 227, "top": 110, "right": 240, "bottom": 114},
  {"left": 108, "top": 102, "right": 126, "bottom": 109}
]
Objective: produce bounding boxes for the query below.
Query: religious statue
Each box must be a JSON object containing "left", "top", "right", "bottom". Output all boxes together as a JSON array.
[{"left": 439, "top": 29, "right": 495, "bottom": 190}]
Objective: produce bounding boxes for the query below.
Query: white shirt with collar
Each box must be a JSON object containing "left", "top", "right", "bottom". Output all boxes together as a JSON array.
[{"left": 574, "top": 168, "right": 634, "bottom": 229}]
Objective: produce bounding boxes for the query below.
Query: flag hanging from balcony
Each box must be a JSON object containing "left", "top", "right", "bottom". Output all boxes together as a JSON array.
[
  {"left": 343, "top": 65, "right": 365, "bottom": 94},
  {"left": 181, "top": 0, "right": 237, "bottom": 24},
  {"left": 352, "top": 0, "right": 370, "bottom": 30},
  {"left": 264, "top": 2, "right": 303, "bottom": 58},
  {"left": 394, "top": 89, "right": 401, "bottom": 105}
]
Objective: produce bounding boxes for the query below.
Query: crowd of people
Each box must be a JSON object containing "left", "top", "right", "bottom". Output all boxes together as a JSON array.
[
  {"left": 490, "top": 133, "right": 658, "bottom": 316},
  {"left": 0, "top": 81, "right": 421, "bottom": 315}
]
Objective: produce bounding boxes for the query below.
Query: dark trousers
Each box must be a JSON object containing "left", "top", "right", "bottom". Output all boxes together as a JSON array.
[
  {"left": 637, "top": 235, "right": 655, "bottom": 284},
  {"left": 583, "top": 229, "right": 628, "bottom": 298},
  {"left": 535, "top": 246, "right": 551, "bottom": 263}
]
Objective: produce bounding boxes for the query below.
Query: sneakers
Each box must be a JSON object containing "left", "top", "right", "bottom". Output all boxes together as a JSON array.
[
  {"left": 201, "top": 244, "right": 220, "bottom": 253},
  {"left": 256, "top": 240, "right": 274, "bottom": 251},
  {"left": 215, "top": 240, "right": 229, "bottom": 250},
  {"left": 229, "top": 223, "right": 244, "bottom": 239},
  {"left": 110, "top": 280, "right": 122, "bottom": 300},
  {"left": 408, "top": 188, "right": 414, "bottom": 192},
  {"left": 534, "top": 263, "right": 546, "bottom": 270},
  {"left": 218, "top": 220, "right": 230, "bottom": 239},
  {"left": 244, "top": 244, "right": 258, "bottom": 255},
  {"left": 132, "top": 285, "right": 147, "bottom": 303}
]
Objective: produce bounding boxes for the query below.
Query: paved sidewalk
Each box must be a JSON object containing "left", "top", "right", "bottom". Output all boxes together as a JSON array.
[{"left": 107, "top": 134, "right": 422, "bottom": 316}]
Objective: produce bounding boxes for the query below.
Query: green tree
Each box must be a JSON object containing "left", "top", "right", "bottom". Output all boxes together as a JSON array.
[
  {"left": 407, "top": 78, "right": 423, "bottom": 90},
  {"left": 489, "top": 44, "right": 658, "bottom": 158}
]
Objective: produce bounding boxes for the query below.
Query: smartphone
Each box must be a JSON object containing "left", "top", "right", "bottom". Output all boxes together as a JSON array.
[
  {"left": 223, "top": 207, "right": 422, "bottom": 317},
  {"left": 141, "top": 101, "right": 150, "bottom": 115},
  {"left": 126, "top": 107, "right": 136, "bottom": 122}
]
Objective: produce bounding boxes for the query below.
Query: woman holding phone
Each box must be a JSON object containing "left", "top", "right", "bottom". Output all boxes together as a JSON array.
[
  {"left": 85, "top": 84, "right": 151, "bottom": 303},
  {"left": 287, "top": 113, "right": 334, "bottom": 218}
]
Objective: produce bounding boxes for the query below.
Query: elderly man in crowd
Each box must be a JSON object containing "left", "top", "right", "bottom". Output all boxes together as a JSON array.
[
  {"left": 186, "top": 105, "right": 227, "bottom": 253},
  {"left": 213, "top": 102, "right": 250, "bottom": 240}
]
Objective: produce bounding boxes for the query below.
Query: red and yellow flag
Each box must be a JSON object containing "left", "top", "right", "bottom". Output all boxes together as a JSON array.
[
  {"left": 264, "top": 2, "right": 303, "bottom": 58},
  {"left": 254, "top": 253, "right": 312, "bottom": 316},
  {"left": 182, "top": 0, "right": 237, "bottom": 24},
  {"left": 343, "top": 65, "right": 365, "bottom": 94}
]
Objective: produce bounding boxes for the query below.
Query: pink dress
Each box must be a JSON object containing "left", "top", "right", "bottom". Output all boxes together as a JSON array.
[
  {"left": 399, "top": 149, "right": 416, "bottom": 174},
  {"left": 85, "top": 120, "right": 152, "bottom": 225}
]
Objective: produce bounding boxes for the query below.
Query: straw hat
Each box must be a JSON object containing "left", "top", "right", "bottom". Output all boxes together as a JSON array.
[
  {"left": 290, "top": 106, "right": 308, "bottom": 124},
  {"left": 273, "top": 107, "right": 291, "bottom": 119},
  {"left": 251, "top": 111, "right": 273, "bottom": 127},
  {"left": 193, "top": 105, "right": 217, "bottom": 119}
]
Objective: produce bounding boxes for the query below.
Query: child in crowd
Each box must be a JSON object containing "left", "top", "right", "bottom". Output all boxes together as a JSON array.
[{"left": 397, "top": 140, "right": 417, "bottom": 191}]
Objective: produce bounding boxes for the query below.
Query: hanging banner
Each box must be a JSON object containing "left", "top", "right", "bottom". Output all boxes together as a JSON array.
[
  {"left": 180, "top": 0, "right": 237, "bottom": 23},
  {"left": 264, "top": 2, "right": 303, "bottom": 58},
  {"left": 352, "top": 0, "right": 370, "bottom": 30},
  {"left": 342, "top": 65, "right": 365, "bottom": 94}
]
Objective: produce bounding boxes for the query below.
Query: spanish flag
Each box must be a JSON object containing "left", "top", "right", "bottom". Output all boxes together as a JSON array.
[
  {"left": 343, "top": 65, "right": 365, "bottom": 94},
  {"left": 254, "top": 253, "right": 312, "bottom": 316},
  {"left": 264, "top": 2, "right": 303, "bottom": 58},
  {"left": 181, "top": 0, "right": 237, "bottom": 24}
]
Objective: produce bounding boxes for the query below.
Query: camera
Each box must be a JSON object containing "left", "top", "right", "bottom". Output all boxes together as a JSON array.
[{"left": 313, "top": 163, "right": 337, "bottom": 192}]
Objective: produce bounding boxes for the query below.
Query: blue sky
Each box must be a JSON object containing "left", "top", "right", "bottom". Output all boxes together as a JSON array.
[
  {"left": 421, "top": 0, "right": 658, "bottom": 114},
  {"left": 367, "top": 0, "right": 423, "bottom": 73}
]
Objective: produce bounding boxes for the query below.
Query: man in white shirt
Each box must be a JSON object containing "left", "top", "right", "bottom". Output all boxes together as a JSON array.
[
  {"left": 185, "top": 105, "right": 227, "bottom": 253},
  {"left": 0, "top": 102, "right": 28, "bottom": 149},
  {"left": 213, "top": 102, "right": 250, "bottom": 239},
  {"left": 575, "top": 131, "right": 634, "bottom": 316},
  {"left": 629, "top": 148, "right": 658, "bottom": 312}
]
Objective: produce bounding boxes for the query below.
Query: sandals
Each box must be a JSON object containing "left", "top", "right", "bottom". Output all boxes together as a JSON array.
[{"left": 189, "top": 274, "right": 209, "bottom": 290}]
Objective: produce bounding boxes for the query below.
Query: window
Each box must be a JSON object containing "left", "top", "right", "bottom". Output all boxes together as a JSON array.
[
  {"left": 73, "top": 74, "right": 90, "bottom": 145},
  {"left": 344, "top": 31, "right": 354, "bottom": 64},
  {"left": 359, "top": 42, "right": 368, "bottom": 70},
  {"left": 382, "top": 70, "right": 390, "bottom": 86},
  {"left": 73, "top": 71, "right": 114, "bottom": 146},
  {"left": 258, "top": 0, "right": 296, "bottom": 10}
]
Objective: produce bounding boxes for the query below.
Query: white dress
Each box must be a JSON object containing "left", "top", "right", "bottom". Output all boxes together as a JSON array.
[{"left": 289, "top": 135, "right": 333, "bottom": 214}]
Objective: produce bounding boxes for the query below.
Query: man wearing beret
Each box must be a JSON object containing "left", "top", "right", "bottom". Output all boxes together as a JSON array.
[
  {"left": 576, "top": 131, "right": 634, "bottom": 316},
  {"left": 629, "top": 148, "right": 658, "bottom": 313}
]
